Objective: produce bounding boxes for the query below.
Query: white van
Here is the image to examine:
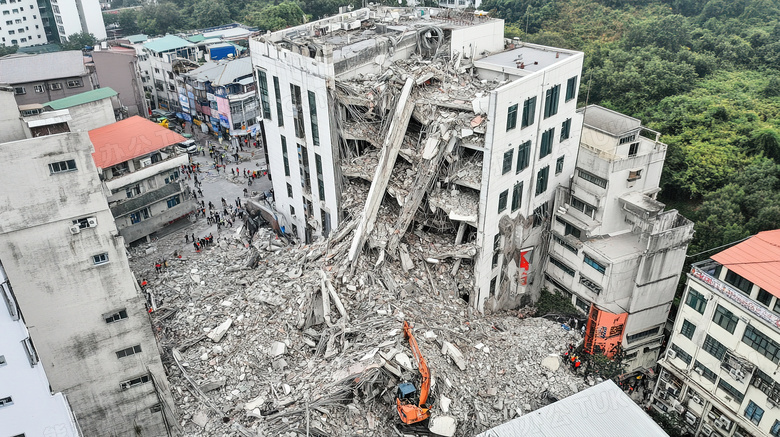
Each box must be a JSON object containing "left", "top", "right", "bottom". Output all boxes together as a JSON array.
[{"left": 176, "top": 139, "right": 198, "bottom": 154}]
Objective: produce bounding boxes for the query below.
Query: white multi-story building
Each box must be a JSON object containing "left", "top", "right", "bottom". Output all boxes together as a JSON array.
[
  {"left": 543, "top": 105, "right": 694, "bottom": 371},
  {"left": 250, "top": 6, "right": 584, "bottom": 312},
  {"left": 0, "top": 86, "right": 177, "bottom": 436},
  {"left": 0, "top": 262, "right": 81, "bottom": 437},
  {"left": 652, "top": 229, "right": 780, "bottom": 437},
  {"left": 42, "top": 0, "right": 106, "bottom": 42},
  {"left": 135, "top": 35, "right": 198, "bottom": 114},
  {"left": 0, "top": 0, "right": 46, "bottom": 47}
]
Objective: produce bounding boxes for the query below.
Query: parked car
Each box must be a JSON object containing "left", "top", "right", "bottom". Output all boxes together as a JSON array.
[{"left": 176, "top": 139, "right": 198, "bottom": 154}]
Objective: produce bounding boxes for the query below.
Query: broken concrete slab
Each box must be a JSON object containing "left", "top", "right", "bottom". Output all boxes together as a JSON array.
[
  {"left": 206, "top": 318, "right": 232, "bottom": 342},
  {"left": 441, "top": 341, "right": 466, "bottom": 371},
  {"left": 269, "top": 341, "right": 287, "bottom": 357}
]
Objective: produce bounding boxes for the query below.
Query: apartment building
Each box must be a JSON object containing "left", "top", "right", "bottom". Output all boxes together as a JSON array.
[
  {"left": 181, "top": 56, "right": 259, "bottom": 138},
  {"left": 135, "top": 35, "right": 198, "bottom": 113},
  {"left": 438, "top": 0, "right": 482, "bottom": 9},
  {"left": 44, "top": 86, "right": 119, "bottom": 130},
  {"left": 38, "top": 0, "right": 106, "bottom": 42},
  {"left": 652, "top": 230, "right": 780, "bottom": 437},
  {"left": 0, "top": 0, "right": 46, "bottom": 47},
  {"left": 0, "top": 50, "right": 93, "bottom": 105},
  {"left": 250, "top": 6, "right": 583, "bottom": 311},
  {"left": 0, "top": 262, "right": 81, "bottom": 437},
  {"left": 0, "top": 87, "right": 177, "bottom": 436},
  {"left": 92, "top": 44, "right": 147, "bottom": 116},
  {"left": 543, "top": 105, "right": 694, "bottom": 371},
  {"left": 89, "top": 115, "right": 195, "bottom": 244}
]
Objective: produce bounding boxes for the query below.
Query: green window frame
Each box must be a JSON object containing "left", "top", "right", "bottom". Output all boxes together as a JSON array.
[
  {"left": 257, "top": 70, "right": 271, "bottom": 120},
  {"left": 561, "top": 118, "right": 571, "bottom": 141},
  {"left": 743, "top": 325, "right": 780, "bottom": 364},
  {"left": 521, "top": 96, "right": 536, "bottom": 128},
  {"left": 565, "top": 76, "right": 577, "bottom": 102},
  {"left": 535, "top": 166, "right": 549, "bottom": 196},
  {"left": 511, "top": 181, "right": 523, "bottom": 212},
  {"left": 543, "top": 84, "right": 560, "bottom": 118},
  {"left": 681, "top": 319, "right": 696, "bottom": 339},
  {"left": 540, "top": 128, "right": 554, "bottom": 158},
  {"left": 506, "top": 103, "right": 518, "bottom": 130},
  {"left": 273, "top": 76, "right": 283, "bottom": 127},
  {"left": 703, "top": 334, "right": 728, "bottom": 360},
  {"left": 281, "top": 135, "right": 290, "bottom": 177},
  {"left": 685, "top": 288, "right": 707, "bottom": 314},
  {"left": 555, "top": 156, "right": 564, "bottom": 175},
  {"left": 713, "top": 304, "right": 738, "bottom": 334},
  {"left": 315, "top": 153, "right": 325, "bottom": 201},
  {"left": 502, "top": 149, "right": 514, "bottom": 174},
  {"left": 308, "top": 90, "right": 320, "bottom": 147},
  {"left": 516, "top": 140, "right": 531, "bottom": 173},
  {"left": 498, "top": 189, "right": 508, "bottom": 213}
]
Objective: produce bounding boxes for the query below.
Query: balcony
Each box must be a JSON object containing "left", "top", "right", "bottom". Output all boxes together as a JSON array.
[{"left": 690, "top": 262, "right": 780, "bottom": 334}]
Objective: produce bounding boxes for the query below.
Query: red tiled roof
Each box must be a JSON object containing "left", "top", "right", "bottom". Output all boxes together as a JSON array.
[
  {"left": 89, "top": 116, "right": 186, "bottom": 169},
  {"left": 711, "top": 229, "right": 780, "bottom": 296}
]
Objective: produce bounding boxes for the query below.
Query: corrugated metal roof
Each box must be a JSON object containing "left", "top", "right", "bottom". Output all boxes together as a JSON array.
[
  {"left": 184, "top": 57, "right": 252, "bottom": 86},
  {"left": 143, "top": 35, "right": 194, "bottom": 53},
  {"left": 0, "top": 51, "right": 87, "bottom": 84},
  {"left": 711, "top": 229, "right": 780, "bottom": 296},
  {"left": 475, "top": 380, "right": 669, "bottom": 437},
  {"left": 45, "top": 87, "right": 117, "bottom": 110},
  {"left": 187, "top": 34, "right": 207, "bottom": 43},
  {"left": 89, "top": 116, "right": 186, "bottom": 169},
  {"left": 126, "top": 34, "right": 149, "bottom": 43}
]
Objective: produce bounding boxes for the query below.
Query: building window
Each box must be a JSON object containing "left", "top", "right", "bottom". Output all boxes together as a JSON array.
[
  {"left": 627, "top": 327, "right": 659, "bottom": 343},
  {"left": 308, "top": 91, "right": 320, "bottom": 147},
  {"left": 273, "top": 76, "right": 284, "bottom": 127},
  {"left": 66, "top": 79, "right": 82, "bottom": 88},
  {"left": 120, "top": 374, "right": 151, "bottom": 390},
  {"left": 286, "top": 183, "right": 293, "bottom": 198},
  {"left": 575, "top": 297, "right": 590, "bottom": 313},
  {"left": 290, "top": 205, "right": 295, "bottom": 216},
  {"left": 669, "top": 343, "right": 692, "bottom": 365},
  {"left": 556, "top": 217, "right": 582, "bottom": 238},
  {"left": 116, "top": 345, "right": 142, "bottom": 359},
  {"left": 493, "top": 234, "right": 501, "bottom": 251},
  {"left": 532, "top": 202, "right": 549, "bottom": 227},
  {"left": 570, "top": 197, "right": 595, "bottom": 218},
  {"left": 771, "top": 420, "right": 780, "bottom": 437},
  {"left": 539, "top": 128, "right": 554, "bottom": 158},
  {"left": 489, "top": 276, "right": 497, "bottom": 295},
  {"left": 21, "top": 337, "right": 38, "bottom": 365},
  {"left": 48, "top": 159, "right": 76, "bottom": 173},
  {"left": 553, "top": 234, "right": 578, "bottom": 254},
  {"left": 498, "top": 189, "right": 508, "bottom": 213},
  {"left": 565, "top": 76, "right": 577, "bottom": 101},
  {"left": 703, "top": 334, "right": 728, "bottom": 360},
  {"left": 549, "top": 255, "right": 575, "bottom": 277},
  {"left": 693, "top": 360, "right": 717, "bottom": 382},
  {"left": 315, "top": 154, "right": 325, "bottom": 201},
  {"left": 757, "top": 289, "right": 773, "bottom": 307},
  {"left": 583, "top": 254, "right": 606, "bottom": 274},
  {"left": 555, "top": 156, "right": 564, "bottom": 175},
  {"left": 49, "top": 82, "right": 62, "bottom": 90},
  {"left": 72, "top": 217, "right": 95, "bottom": 229},
  {"left": 543, "top": 84, "right": 560, "bottom": 118},
  {"left": 681, "top": 320, "right": 696, "bottom": 339},
  {"left": 506, "top": 103, "right": 518, "bottom": 131},
  {"left": 685, "top": 288, "right": 707, "bottom": 314},
  {"left": 521, "top": 96, "right": 536, "bottom": 128},
  {"left": 628, "top": 142, "right": 639, "bottom": 156},
  {"left": 104, "top": 309, "right": 128, "bottom": 323},
  {"left": 166, "top": 195, "right": 181, "bottom": 208},
  {"left": 628, "top": 169, "right": 642, "bottom": 181},
  {"left": 130, "top": 208, "right": 150, "bottom": 224},
  {"left": 713, "top": 305, "right": 738, "bottom": 334},
  {"left": 619, "top": 134, "right": 636, "bottom": 145},
  {"left": 92, "top": 253, "right": 109, "bottom": 265},
  {"left": 0, "top": 396, "right": 12, "bottom": 408},
  {"left": 725, "top": 270, "right": 753, "bottom": 294},
  {"left": 717, "top": 379, "right": 745, "bottom": 403},
  {"left": 125, "top": 184, "right": 141, "bottom": 198},
  {"left": 516, "top": 140, "right": 531, "bottom": 173},
  {"left": 742, "top": 325, "right": 780, "bottom": 364},
  {"left": 290, "top": 84, "right": 305, "bottom": 138},
  {"left": 492, "top": 251, "right": 499, "bottom": 268},
  {"left": 511, "top": 182, "right": 523, "bottom": 212},
  {"left": 281, "top": 135, "right": 290, "bottom": 177},
  {"left": 33, "top": 84, "right": 44, "bottom": 93},
  {"left": 560, "top": 118, "right": 571, "bottom": 141},
  {"left": 744, "top": 401, "right": 764, "bottom": 426},
  {"left": 257, "top": 70, "right": 271, "bottom": 120},
  {"left": 502, "top": 149, "right": 514, "bottom": 174},
  {"left": 577, "top": 169, "right": 607, "bottom": 188},
  {"left": 0, "top": 355, "right": 5, "bottom": 366},
  {"left": 535, "top": 166, "right": 549, "bottom": 196}
]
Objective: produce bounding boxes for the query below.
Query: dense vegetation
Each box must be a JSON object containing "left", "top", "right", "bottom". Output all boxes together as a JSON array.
[{"left": 484, "top": 0, "right": 780, "bottom": 257}]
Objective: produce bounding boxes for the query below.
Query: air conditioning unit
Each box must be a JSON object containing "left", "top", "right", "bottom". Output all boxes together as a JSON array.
[
  {"left": 694, "top": 368, "right": 704, "bottom": 376},
  {"left": 716, "top": 416, "right": 733, "bottom": 431},
  {"left": 768, "top": 398, "right": 778, "bottom": 408},
  {"left": 87, "top": 217, "right": 98, "bottom": 228},
  {"left": 691, "top": 395, "right": 703, "bottom": 405},
  {"left": 685, "top": 412, "right": 697, "bottom": 425},
  {"left": 729, "top": 368, "right": 745, "bottom": 382},
  {"left": 69, "top": 225, "right": 81, "bottom": 235},
  {"left": 701, "top": 424, "right": 713, "bottom": 436},
  {"left": 657, "top": 391, "right": 668, "bottom": 400},
  {"left": 674, "top": 403, "right": 685, "bottom": 414},
  {"left": 667, "top": 349, "right": 677, "bottom": 359}
]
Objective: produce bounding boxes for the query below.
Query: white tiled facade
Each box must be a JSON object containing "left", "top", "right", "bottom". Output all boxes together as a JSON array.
[{"left": 0, "top": 0, "right": 45, "bottom": 47}]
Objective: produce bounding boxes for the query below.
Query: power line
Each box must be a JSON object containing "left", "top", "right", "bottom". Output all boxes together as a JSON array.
[{"left": 686, "top": 234, "right": 755, "bottom": 258}]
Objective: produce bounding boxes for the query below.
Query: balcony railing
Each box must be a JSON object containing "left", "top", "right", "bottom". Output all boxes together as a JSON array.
[{"left": 690, "top": 265, "right": 780, "bottom": 331}]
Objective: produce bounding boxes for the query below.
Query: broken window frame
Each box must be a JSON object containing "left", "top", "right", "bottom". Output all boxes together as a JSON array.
[
  {"left": 521, "top": 97, "right": 536, "bottom": 128},
  {"left": 502, "top": 149, "right": 513, "bottom": 175},
  {"left": 555, "top": 156, "right": 565, "bottom": 175},
  {"left": 516, "top": 140, "right": 531, "bottom": 173},
  {"left": 308, "top": 91, "right": 320, "bottom": 147},
  {"left": 498, "top": 189, "right": 508, "bottom": 213},
  {"left": 565, "top": 76, "right": 577, "bottom": 102},
  {"left": 273, "top": 76, "right": 284, "bottom": 127},
  {"left": 543, "top": 84, "right": 560, "bottom": 119},
  {"left": 286, "top": 182, "right": 293, "bottom": 199},
  {"left": 539, "top": 128, "right": 554, "bottom": 159},
  {"left": 257, "top": 70, "right": 272, "bottom": 120},
  {"left": 506, "top": 103, "right": 518, "bottom": 131},
  {"left": 560, "top": 118, "right": 571, "bottom": 141},
  {"left": 511, "top": 181, "right": 523, "bottom": 212},
  {"left": 535, "top": 166, "right": 549, "bottom": 196},
  {"left": 120, "top": 374, "right": 151, "bottom": 390}
]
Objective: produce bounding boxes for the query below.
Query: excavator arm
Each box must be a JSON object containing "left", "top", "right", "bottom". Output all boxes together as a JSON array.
[{"left": 396, "top": 321, "right": 432, "bottom": 424}]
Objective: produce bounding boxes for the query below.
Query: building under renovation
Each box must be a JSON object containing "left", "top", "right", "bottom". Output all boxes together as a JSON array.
[{"left": 250, "top": 6, "right": 585, "bottom": 312}]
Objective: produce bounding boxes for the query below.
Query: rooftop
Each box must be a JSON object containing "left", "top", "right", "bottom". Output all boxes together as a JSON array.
[
  {"left": 184, "top": 57, "right": 252, "bottom": 86},
  {"left": 45, "top": 87, "right": 117, "bottom": 110},
  {"left": 0, "top": 51, "right": 87, "bottom": 84},
  {"left": 711, "top": 229, "right": 780, "bottom": 297},
  {"left": 580, "top": 105, "right": 641, "bottom": 136},
  {"left": 475, "top": 44, "right": 576, "bottom": 76},
  {"left": 125, "top": 34, "right": 149, "bottom": 44},
  {"left": 475, "top": 380, "right": 669, "bottom": 437},
  {"left": 143, "top": 35, "right": 194, "bottom": 53},
  {"left": 89, "top": 116, "right": 186, "bottom": 169}
]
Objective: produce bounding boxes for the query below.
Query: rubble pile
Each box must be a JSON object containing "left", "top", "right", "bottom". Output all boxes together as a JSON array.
[{"left": 130, "top": 214, "right": 586, "bottom": 436}]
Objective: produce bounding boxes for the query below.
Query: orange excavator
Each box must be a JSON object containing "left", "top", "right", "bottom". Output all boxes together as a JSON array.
[{"left": 396, "top": 321, "right": 433, "bottom": 424}]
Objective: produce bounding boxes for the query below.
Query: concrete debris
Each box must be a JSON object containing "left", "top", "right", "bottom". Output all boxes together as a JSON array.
[{"left": 129, "top": 191, "right": 585, "bottom": 437}]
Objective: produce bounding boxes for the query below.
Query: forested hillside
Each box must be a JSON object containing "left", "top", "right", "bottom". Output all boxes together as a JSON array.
[{"left": 482, "top": 0, "right": 780, "bottom": 256}]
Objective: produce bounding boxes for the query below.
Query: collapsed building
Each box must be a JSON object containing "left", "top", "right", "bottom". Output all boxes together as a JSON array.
[{"left": 250, "top": 6, "right": 585, "bottom": 312}]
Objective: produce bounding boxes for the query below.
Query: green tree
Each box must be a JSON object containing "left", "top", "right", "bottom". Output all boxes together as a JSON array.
[
  {"left": 137, "top": 2, "right": 184, "bottom": 36},
  {"left": 624, "top": 14, "right": 691, "bottom": 52},
  {"left": 61, "top": 32, "right": 97, "bottom": 50},
  {"left": 191, "top": 0, "right": 231, "bottom": 29},
  {"left": 118, "top": 9, "right": 140, "bottom": 35},
  {"left": 534, "top": 288, "right": 579, "bottom": 317},
  {"left": 244, "top": 1, "right": 305, "bottom": 32},
  {"left": 103, "top": 12, "right": 119, "bottom": 26}
]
